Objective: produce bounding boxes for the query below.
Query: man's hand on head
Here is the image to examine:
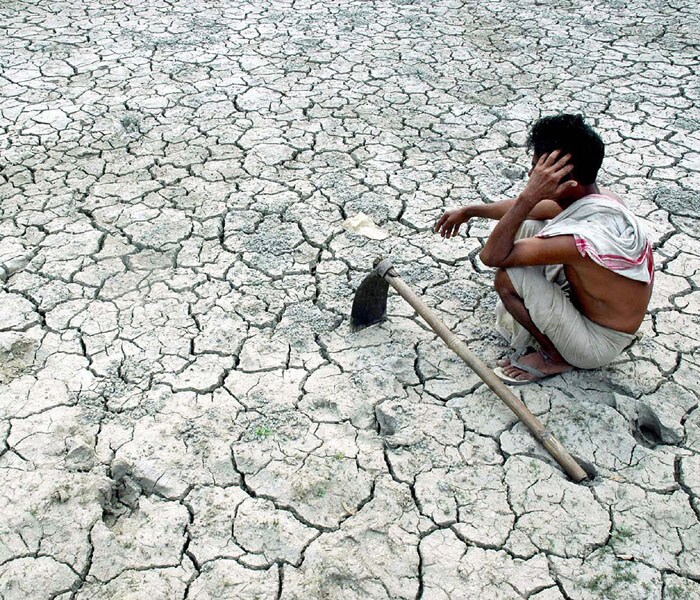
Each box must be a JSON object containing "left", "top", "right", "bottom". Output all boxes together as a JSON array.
[{"left": 519, "top": 150, "right": 576, "bottom": 205}]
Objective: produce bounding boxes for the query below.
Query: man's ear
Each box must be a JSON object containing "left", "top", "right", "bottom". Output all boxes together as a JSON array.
[
  {"left": 559, "top": 172, "right": 579, "bottom": 187},
  {"left": 555, "top": 179, "right": 578, "bottom": 200}
]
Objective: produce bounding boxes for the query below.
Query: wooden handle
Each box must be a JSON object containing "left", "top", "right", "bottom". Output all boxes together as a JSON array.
[{"left": 385, "top": 271, "right": 588, "bottom": 482}]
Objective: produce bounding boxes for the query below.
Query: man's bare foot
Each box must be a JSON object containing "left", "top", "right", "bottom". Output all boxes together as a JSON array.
[{"left": 499, "top": 350, "right": 572, "bottom": 382}]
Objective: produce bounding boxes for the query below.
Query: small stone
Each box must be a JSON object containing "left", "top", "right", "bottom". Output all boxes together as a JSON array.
[{"left": 65, "top": 436, "right": 96, "bottom": 472}]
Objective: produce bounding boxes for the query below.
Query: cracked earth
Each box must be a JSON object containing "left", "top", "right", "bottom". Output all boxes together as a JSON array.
[{"left": 1, "top": 0, "right": 699, "bottom": 598}]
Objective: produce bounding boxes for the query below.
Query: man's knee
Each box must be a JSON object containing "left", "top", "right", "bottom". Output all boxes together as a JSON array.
[{"left": 494, "top": 268, "right": 517, "bottom": 299}]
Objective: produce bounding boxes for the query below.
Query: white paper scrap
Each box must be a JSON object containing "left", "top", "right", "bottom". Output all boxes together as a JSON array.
[{"left": 341, "top": 212, "right": 390, "bottom": 240}]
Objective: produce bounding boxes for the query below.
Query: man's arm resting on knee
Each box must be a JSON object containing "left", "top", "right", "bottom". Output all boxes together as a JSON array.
[
  {"left": 479, "top": 190, "right": 581, "bottom": 268},
  {"left": 481, "top": 235, "right": 582, "bottom": 268},
  {"left": 480, "top": 150, "right": 577, "bottom": 266}
]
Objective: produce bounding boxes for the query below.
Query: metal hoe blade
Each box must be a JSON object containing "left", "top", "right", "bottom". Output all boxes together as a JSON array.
[{"left": 350, "top": 269, "right": 390, "bottom": 332}]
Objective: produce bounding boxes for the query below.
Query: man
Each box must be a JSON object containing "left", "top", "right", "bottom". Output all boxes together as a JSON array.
[{"left": 434, "top": 114, "right": 654, "bottom": 384}]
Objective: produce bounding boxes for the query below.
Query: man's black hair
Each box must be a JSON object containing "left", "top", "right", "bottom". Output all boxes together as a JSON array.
[{"left": 526, "top": 114, "right": 604, "bottom": 185}]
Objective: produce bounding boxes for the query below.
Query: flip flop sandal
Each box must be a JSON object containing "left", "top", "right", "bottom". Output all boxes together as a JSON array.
[{"left": 494, "top": 351, "right": 550, "bottom": 386}]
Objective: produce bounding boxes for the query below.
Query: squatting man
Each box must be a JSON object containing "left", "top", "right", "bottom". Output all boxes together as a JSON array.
[{"left": 435, "top": 114, "right": 654, "bottom": 384}]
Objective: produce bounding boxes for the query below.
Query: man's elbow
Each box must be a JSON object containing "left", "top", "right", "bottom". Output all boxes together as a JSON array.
[{"left": 479, "top": 249, "right": 502, "bottom": 267}]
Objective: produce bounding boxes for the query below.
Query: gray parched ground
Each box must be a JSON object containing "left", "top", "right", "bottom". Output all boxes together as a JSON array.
[{"left": 1, "top": 0, "right": 699, "bottom": 598}]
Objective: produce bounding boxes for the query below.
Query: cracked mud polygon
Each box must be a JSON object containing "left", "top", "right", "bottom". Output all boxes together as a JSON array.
[{"left": 1, "top": 1, "right": 699, "bottom": 599}]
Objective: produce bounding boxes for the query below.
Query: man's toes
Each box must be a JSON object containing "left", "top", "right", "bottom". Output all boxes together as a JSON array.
[{"left": 502, "top": 366, "right": 532, "bottom": 381}]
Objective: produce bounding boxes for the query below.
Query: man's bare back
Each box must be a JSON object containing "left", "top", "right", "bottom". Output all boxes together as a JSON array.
[
  {"left": 562, "top": 260, "right": 651, "bottom": 334},
  {"left": 552, "top": 188, "right": 652, "bottom": 335}
]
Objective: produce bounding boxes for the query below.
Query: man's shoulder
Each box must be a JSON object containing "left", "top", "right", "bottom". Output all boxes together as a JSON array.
[
  {"left": 539, "top": 193, "right": 645, "bottom": 242},
  {"left": 597, "top": 188, "right": 625, "bottom": 206},
  {"left": 563, "top": 193, "right": 634, "bottom": 223}
]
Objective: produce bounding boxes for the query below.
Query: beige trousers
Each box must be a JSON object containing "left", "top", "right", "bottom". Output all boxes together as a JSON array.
[{"left": 494, "top": 220, "right": 635, "bottom": 369}]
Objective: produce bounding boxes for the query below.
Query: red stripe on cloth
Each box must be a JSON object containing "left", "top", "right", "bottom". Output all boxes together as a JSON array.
[{"left": 574, "top": 237, "right": 654, "bottom": 281}]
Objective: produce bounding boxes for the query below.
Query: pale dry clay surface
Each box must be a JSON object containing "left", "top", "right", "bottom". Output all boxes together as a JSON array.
[{"left": 0, "top": 0, "right": 699, "bottom": 598}]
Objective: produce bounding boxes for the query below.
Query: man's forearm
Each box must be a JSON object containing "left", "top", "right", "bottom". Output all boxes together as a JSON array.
[
  {"left": 468, "top": 199, "right": 561, "bottom": 221},
  {"left": 466, "top": 200, "right": 514, "bottom": 221},
  {"left": 479, "top": 197, "right": 537, "bottom": 266}
]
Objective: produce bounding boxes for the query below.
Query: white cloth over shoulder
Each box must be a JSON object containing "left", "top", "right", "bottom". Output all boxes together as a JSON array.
[{"left": 536, "top": 194, "right": 654, "bottom": 284}]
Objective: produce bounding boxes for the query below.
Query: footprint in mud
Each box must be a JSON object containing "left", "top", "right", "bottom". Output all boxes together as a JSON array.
[
  {"left": 614, "top": 394, "right": 684, "bottom": 449},
  {"left": 632, "top": 404, "right": 677, "bottom": 448}
]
